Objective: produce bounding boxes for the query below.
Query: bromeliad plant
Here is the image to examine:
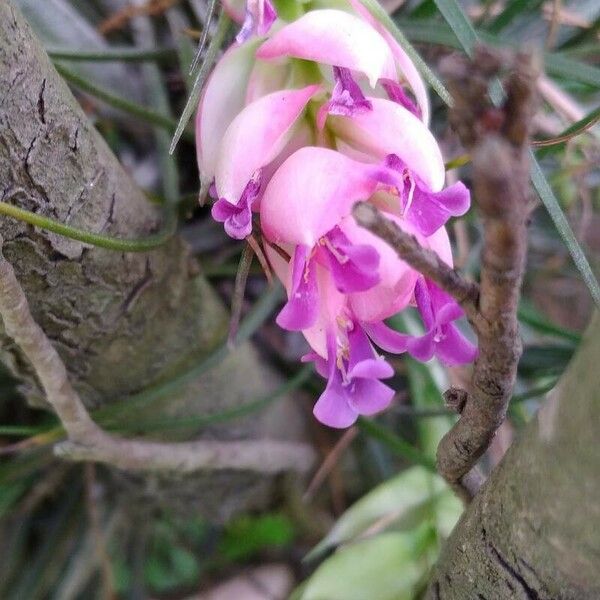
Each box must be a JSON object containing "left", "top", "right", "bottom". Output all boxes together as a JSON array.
[{"left": 196, "top": 0, "right": 477, "bottom": 428}]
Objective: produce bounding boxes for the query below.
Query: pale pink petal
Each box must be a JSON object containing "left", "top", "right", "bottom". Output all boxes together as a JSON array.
[
  {"left": 196, "top": 40, "right": 261, "bottom": 185},
  {"left": 256, "top": 9, "right": 396, "bottom": 87},
  {"left": 215, "top": 85, "right": 320, "bottom": 203},
  {"left": 340, "top": 214, "right": 419, "bottom": 322},
  {"left": 260, "top": 147, "right": 378, "bottom": 247},
  {"left": 329, "top": 97, "right": 445, "bottom": 191},
  {"left": 347, "top": 0, "right": 430, "bottom": 124}
]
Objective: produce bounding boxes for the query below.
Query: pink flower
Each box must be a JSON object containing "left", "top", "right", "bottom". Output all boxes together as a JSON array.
[{"left": 195, "top": 0, "right": 477, "bottom": 428}]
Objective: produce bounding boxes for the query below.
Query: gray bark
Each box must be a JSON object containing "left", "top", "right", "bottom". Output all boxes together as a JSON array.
[
  {"left": 0, "top": 1, "right": 309, "bottom": 521},
  {"left": 426, "top": 313, "right": 600, "bottom": 599}
]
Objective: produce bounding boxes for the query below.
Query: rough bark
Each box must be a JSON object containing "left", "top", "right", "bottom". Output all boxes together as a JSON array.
[
  {"left": 426, "top": 313, "right": 600, "bottom": 599},
  {"left": 0, "top": 1, "right": 310, "bottom": 521}
]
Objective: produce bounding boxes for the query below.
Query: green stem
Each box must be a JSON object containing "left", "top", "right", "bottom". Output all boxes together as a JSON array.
[
  {"left": 0, "top": 202, "right": 176, "bottom": 252},
  {"left": 48, "top": 46, "right": 177, "bottom": 63}
]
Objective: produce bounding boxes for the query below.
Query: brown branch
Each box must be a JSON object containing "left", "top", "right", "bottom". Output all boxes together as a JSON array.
[
  {"left": 353, "top": 202, "right": 480, "bottom": 320},
  {"left": 355, "top": 47, "right": 539, "bottom": 501},
  {"left": 0, "top": 237, "right": 315, "bottom": 475}
]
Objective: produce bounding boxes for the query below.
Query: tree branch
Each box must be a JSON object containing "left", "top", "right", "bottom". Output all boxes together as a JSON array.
[
  {"left": 0, "top": 237, "right": 314, "bottom": 475},
  {"left": 354, "top": 47, "right": 539, "bottom": 500},
  {"left": 353, "top": 202, "right": 480, "bottom": 320}
]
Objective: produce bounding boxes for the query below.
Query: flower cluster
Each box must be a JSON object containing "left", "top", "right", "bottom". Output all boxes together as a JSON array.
[{"left": 196, "top": 0, "right": 477, "bottom": 428}]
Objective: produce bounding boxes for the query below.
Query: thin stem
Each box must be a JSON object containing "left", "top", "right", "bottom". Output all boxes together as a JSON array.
[{"left": 0, "top": 202, "right": 176, "bottom": 252}]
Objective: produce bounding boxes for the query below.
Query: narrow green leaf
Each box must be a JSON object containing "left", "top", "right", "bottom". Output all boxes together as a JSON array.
[
  {"left": 55, "top": 64, "right": 193, "bottom": 141},
  {"left": 358, "top": 0, "right": 453, "bottom": 105},
  {"left": 535, "top": 106, "right": 600, "bottom": 158},
  {"left": 530, "top": 155, "right": 600, "bottom": 307},
  {"left": 545, "top": 52, "right": 600, "bottom": 88},
  {"left": 169, "top": 11, "right": 231, "bottom": 154},
  {"left": 518, "top": 302, "right": 581, "bottom": 342},
  {"left": 357, "top": 418, "right": 436, "bottom": 472},
  {"left": 48, "top": 46, "right": 176, "bottom": 62},
  {"left": 189, "top": 0, "right": 219, "bottom": 76},
  {"left": 432, "top": 0, "right": 477, "bottom": 56}
]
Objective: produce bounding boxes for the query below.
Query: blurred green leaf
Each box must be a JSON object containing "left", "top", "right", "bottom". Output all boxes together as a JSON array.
[
  {"left": 219, "top": 513, "right": 295, "bottom": 561},
  {"left": 306, "top": 466, "right": 449, "bottom": 561},
  {"left": 300, "top": 528, "right": 434, "bottom": 600},
  {"left": 486, "top": 0, "right": 544, "bottom": 34}
]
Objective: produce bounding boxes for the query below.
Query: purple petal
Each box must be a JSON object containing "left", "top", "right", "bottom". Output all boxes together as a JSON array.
[
  {"left": 322, "top": 227, "right": 380, "bottom": 293},
  {"left": 407, "top": 330, "right": 436, "bottom": 362},
  {"left": 301, "top": 351, "right": 328, "bottom": 378},
  {"left": 211, "top": 198, "right": 252, "bottom": 240},
  {"left": 318, "top": 67, "right": 373, "bottom": 128},
  {"left": 236, "top": 0, "right": 277, "bottom": 43},
  {"left": 276, "top": 245, "right": 319, "bottom": 331},
  {"left": 362, "top": 321, "right": 410, "bottom": 354},
  {"left": 407, "top": 181, "right": 471, "bottom": 237},
  {"left": 380, "top": 79, "right": 421, "bottom": 118},
  {"left": 414, "top": 278, "right": 435, "bottom": 330},
  {"left": 435, "top": 323, "right": 478, "bottom": 366},
  {"left": 347, "top": 324, "right": 377, "bottom": 368},
  {"left": 313, "top": 378, "right": 358, "bottom": 428},
  {"left": 347, "top": 377, "right": 395, "bottom": 416},
  {"left": 211, "top": 198, "right": 238, "bottom": 221},
  {"left": 348, "top": 357, "right": 394, "bottom": 380}
]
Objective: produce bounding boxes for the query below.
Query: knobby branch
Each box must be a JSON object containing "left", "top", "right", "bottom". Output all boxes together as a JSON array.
[{"left": 354, "top": 46, "right": 539, "bottom": 501}]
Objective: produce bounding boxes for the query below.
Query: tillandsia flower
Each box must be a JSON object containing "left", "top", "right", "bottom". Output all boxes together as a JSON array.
[{"left": 195, "top": 0, "right": 477, "bottom": 428}]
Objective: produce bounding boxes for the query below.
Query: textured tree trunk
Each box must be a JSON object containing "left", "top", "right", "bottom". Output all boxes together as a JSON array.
[
  {"left": 426, "top": 313, "right": 600, "bottom": 599},
  {"left": 0, "top": 1, "right": 309, "bottom": 521}
]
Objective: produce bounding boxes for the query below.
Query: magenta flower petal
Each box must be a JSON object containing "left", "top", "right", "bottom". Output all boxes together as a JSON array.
[
  {"left": 256, "top": 9, "right": 396, "bottom": 87},
  {"left": 347, "top": 377, "right": 394, "bottom": 416},
  {"left": 236, "top": 0, "right": 277, "bottom": 43},
  {"left": 406, "top": 330, "right": 437, "bottom": 362},
  {"left": 435, "top": 324, "right": 478, "bottom": 366},
  {"left": 276, "top": 245, "right": 319, "bottom": 331},
  {"left": 317, "top": 67, "right": 373, "bottom": 129},
  {"left": 320, "top": 226, "right": 380, "bottom": 293},
  {"left": 348, "top": 358, "right": 394, "bottom": 380},
  {"left": 362, "top": 321, "right": 410, "bottom": 354},
  {"left": 340, "top": 215, "right": 419, "bottom": 323},
  {"left": 380, "top": 79, "right": 420, "bottom": 118},
  {"left": 346, "top": 0, "right": 430, "bottom": 124},
  {"left": 313, "top": 377, "right": 359, "bottom": 428},
  {"left": 211, "top": 171, "right": 261, "bottom": 239},
  {"left": 407, "top": 181, "right": 471, "bottom": 237}
]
